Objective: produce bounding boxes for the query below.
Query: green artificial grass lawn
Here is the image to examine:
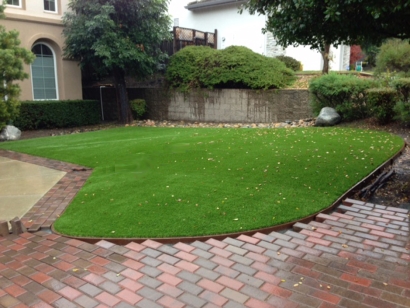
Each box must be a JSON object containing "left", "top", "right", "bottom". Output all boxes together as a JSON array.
[{"left": 0, "top": 127, "right": 403, "bottom": 238}]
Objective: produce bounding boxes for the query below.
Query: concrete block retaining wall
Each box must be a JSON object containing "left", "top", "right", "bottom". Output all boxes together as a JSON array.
[{"left": 140, "top": 88, "right": 312, "bottom": 123}]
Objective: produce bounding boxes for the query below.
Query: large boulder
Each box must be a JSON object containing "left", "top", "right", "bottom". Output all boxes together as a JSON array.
[
  {"left": 0, "top": 125, "right": 21, "bottom": 141},
  {"left": 314, "top": 107, "right": 341, "bottom": 127}
]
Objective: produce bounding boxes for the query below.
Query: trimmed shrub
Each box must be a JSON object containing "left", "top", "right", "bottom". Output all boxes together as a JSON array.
[
  {"left": 166, "top": 45, "right": 295, "bottom": 91},
  {"left": 374, "top": 39, "right": 410, "bottom": 77},
  {"left": 275, "top": 55, "right": 301, "bottom": 71},
  {"left": 14, "top": 100, "right": 101, "bottom": 130},
  {"left": 392, "top": 77, "right": 410, "bottom": 102},
  {"left": 309, "top": 73, "right": 376, "bottom": 121},
  {"left": 393, "top": 101, "right": 410, "bottom": 125},
  {"left": 166, "top": 46, "right": 216, "bottom": 91},
  {"left": 130, "top": 99, "right": 146, "bottom": 119},
  {"left": 366, "top": 88, "right": 398, "bottom": 124}
]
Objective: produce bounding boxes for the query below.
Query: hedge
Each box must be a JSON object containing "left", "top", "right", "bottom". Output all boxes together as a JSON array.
[
  {"left": 13, "top": 100, "right": 101, "bottom": 130},
  {"left": 366, "top": 87, "right": 398, "bottom": 124}
]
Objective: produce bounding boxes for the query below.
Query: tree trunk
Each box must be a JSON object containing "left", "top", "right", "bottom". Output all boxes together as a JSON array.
[
  {"left": 114, "top": 69, "right": 133, "bottom": 124},
  {"left": 321, "top": 44, "right": 331, "bottom": 74}
]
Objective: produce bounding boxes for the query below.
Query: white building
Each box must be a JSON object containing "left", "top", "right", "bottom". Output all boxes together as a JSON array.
[{"left": 168, "top": 0, "right": 350, "bottom": 71}]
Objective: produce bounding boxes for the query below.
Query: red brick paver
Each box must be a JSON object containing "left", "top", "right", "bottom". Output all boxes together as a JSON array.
[{"left": 0, "top": 148, "right": 409, "bottom": 308}]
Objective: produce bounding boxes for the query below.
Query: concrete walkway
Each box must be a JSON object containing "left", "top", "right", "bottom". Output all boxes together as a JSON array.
[
  {"left": 0, "top": 149, "right": 91, "bottom": 232},
  {"left": 1, "top": 150, "right": 410, "bottom": 307},
  {"left": 0, "top": 156, "right": 65, "bottom": 224}
]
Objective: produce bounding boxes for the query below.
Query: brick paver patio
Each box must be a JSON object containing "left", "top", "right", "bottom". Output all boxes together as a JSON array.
[
  {"left": 1, "top": 149, "right": 410, "bottom": 307},
  {"left": 1, "top": 199, "right": 409, "bottom": 307}
]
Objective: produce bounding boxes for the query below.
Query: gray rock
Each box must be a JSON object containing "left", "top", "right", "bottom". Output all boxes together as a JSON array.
[
  {"left": 0, "top": 125, "right": 21, "bottom": 141},
  {"left": 314, "top": 107, "right": 341, "bottom": 127}
]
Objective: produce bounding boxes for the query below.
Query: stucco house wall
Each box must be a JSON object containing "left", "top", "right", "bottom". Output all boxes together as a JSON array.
[
  {"left": 3, "top": 0, "right": 82, "bottom": 101},
  {"left": 168, "top": 0, "right": 350, "bottom": 71}
]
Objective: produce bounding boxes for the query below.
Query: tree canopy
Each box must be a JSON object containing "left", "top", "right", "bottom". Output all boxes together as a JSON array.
[
  {"left": 0, "top": 1, "right": 35, "bottom": 129},
  {"left": 63, "top": 0, "right": 171, "bottom": 123},
  {"left": 244, "top": 0, "right": 410, "bottom": 73}
]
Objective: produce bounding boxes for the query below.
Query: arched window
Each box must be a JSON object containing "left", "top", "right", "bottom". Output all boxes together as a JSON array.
[{"left": 31, "top": 43, "right": 58, "bottom": 100}]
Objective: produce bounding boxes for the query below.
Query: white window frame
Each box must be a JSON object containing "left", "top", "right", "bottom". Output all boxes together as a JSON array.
[
  {"left": 6, "top": 0, "right": 21, "bottom": 8},
  {"left": 30, "top": 42, "right": 59, "bottom": 101},
  {"left": 43, "top": 0, "right": 58, "bottom": 13}
]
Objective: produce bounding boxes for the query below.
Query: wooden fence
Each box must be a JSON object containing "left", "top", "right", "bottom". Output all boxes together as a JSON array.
[{"left": 161, "top": 27, "right": 218, "bottom": 56}]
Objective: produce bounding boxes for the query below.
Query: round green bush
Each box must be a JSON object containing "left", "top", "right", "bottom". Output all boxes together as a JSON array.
[
  {"left": 130, "top": 99, "right": 146, "bottom": 120},
  {"left": 374, "top": 39, "right": 410, "bottom": 77},
  {"left": 309, "top": 73, "right": 377, "bottom": 121},
  {"left": 275, "top": 55, "right": 301, "bottom": 71},
  {"left": 166, "top": 46, "right": 295, "bottom": 91}
]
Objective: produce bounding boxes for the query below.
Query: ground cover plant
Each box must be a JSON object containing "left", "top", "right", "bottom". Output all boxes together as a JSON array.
[{"left": 0, "top": 127, "right": 403, "bottom": 238}]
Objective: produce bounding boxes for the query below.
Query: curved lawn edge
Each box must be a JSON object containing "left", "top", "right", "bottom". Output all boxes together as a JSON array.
[{"left": 51, "top": 141, "right": 406, "bottom": 244}]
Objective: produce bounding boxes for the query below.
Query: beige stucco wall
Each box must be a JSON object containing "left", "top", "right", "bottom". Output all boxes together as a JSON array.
[{"left": 3, "top": 1, "right": 82, "bottom": 101}]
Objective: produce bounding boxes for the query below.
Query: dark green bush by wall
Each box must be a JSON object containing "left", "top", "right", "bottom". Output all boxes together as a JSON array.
[
  {"left": 366, "top": 88, "right": 398, "bottom": 124},
  {"left": 130, "top": 99, "right": 147, "bottom": 120},
  {"left": 309, "top": 73, "right": 377, "bottom": 121},
  {"left": 14, "top": 100, "right": 101, "bottom": 130},
  {"left": 166, "top": 45, "right": 295, "bottom": 92},
  {"left": 394, "top": 101, "right": 410, "bottom": 125}
]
